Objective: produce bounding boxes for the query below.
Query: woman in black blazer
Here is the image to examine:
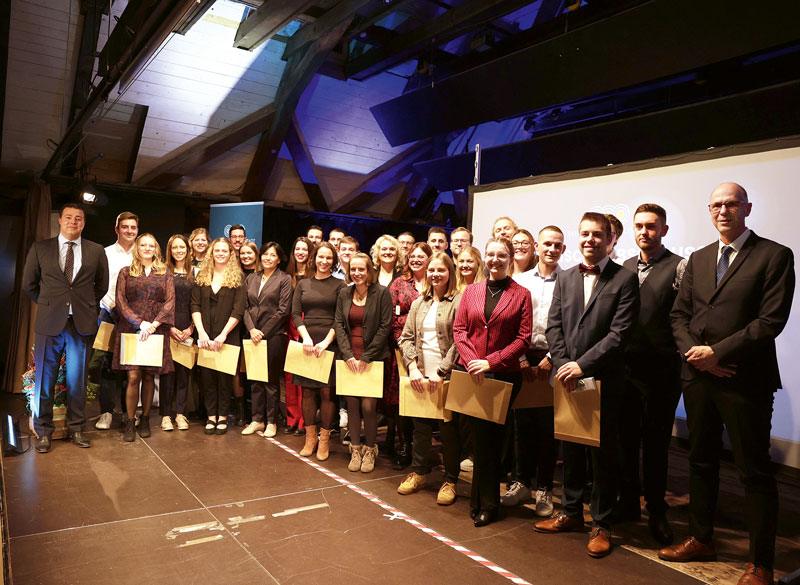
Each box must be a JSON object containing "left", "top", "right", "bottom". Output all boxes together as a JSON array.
[
  {"left": 191, "top": 238, "right": 246, "bottom": 435},
  {"left": 334, "top": 253, "right": 393, "bottom": 473},
  {"left": 242, "top": 242, "right": 292, "bottom": 438}
]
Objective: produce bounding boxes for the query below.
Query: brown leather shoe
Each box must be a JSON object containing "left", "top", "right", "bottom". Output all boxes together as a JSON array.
[
  {"left": 533, "top": 512, "right": 584, "bottom": 533},
  {"left": 658, "top": 536, "right": 716, "bottom": 562},
  {"left": 587, "top": 527, "right": 612, "bottom": 558},
  {"left": 737, "top": 563, "right": 774, "bottom": 585}
]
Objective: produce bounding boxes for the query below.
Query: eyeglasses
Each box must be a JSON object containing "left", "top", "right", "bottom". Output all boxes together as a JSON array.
[
  {"left": 451, "top": 238, "right": 470, "bottom": 244},
  {"left": 708, "top": 200, "right": 743, "bottom": 213},
  {"left": 512, "top": 241, "right": 532, "bottom": 248}
]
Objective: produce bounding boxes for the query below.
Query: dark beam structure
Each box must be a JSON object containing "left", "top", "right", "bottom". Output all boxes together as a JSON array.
[
  {"left": 285, "top": 116, "right": 333, "bottom": 211},
  {"left": 414, "top": 81, "right": 800, "bottom": 192},
  {"left": 284, "top": 0, "right": 373, "bottom": 59},
  {"left": 0, "top": 0, "right": 9, "bottom": 158},
  {"left": 371, "top": 0, "right": 800, "bottom": 146},
  {"left": 233, "top": 0, "right": 317, "bottom": 51},
  {"left": 344, "top": 0, "right": 534, "bottom": 81}
]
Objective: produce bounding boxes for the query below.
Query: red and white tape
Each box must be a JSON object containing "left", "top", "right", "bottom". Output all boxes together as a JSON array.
[{"left": 265, "top": 436, "right": 532, "bottom": 585}]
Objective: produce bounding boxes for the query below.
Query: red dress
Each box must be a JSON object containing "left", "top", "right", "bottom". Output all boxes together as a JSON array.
[{"left": 385, "top": 276, "right": 421, "bottom": 405}]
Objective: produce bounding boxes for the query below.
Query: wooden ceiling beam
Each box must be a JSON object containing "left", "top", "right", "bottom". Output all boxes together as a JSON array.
[
  {"left": 345, "top": 0, "right": 534, "bottom": 80},
  {"left": 233, "top": 0, "right": 318, "bottom": 51},
  {"left": 284, "top": 0, "right": 374, "bottom": 60},
  {"left": 285, "top": 115, "right": 333, "bottom": 210}
]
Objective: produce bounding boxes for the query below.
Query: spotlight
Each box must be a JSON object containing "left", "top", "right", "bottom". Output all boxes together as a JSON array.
[{"left": 81, "top": 190, "right": 97, "bottom": 204}]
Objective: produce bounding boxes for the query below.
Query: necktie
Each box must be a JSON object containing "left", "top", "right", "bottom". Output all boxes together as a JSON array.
[
  {"left": 716, "top": 245, "right": 732, "bottom": 286},
  {"left": 579, "top": 263, "right": 600, "bottom": 275},
  {"left": 64, "top": 241, "right": 75, "bottom": 284}
]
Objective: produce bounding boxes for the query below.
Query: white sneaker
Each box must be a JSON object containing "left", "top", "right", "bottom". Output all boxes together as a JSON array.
[
  {"left": 161, "top": 416, "right": 174, "bottom": 431},
  {"left": 265, "top": 423, "right": 277, "bottom": 438},
  {"left": 500, "top": 481, "right": 532, "bottom": 507},
  {"left": 339, "top": 408, "right": 348, "bottom": 428},
  {"left": 242, "top": 421, "right": 265, "bottom": 435},
  {"left": 95, "top": 412, "right": 113, "bottom": 430},
  {"left": 460, "top": 457, "right": 474, "bottom": 472},
  {"left": 534, "top": 489, "right": 554, "bottom": 517},
  {"left": 175, "top": 414, "right": 189, "bottom": 430}
]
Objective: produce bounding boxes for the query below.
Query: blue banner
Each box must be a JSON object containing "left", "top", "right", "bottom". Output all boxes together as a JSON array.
[{"left": 209, "top": 202, "right": 264, "bottom": 246}]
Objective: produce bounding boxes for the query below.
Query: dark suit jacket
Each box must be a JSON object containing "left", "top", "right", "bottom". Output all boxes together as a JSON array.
[
  {"left": 243, "top": 270, "right": 292, "bottom": 340},
  {"left": 21, "top": 236, "right": 109, "bottom": 336},
  {"left": 333, "top": 283, "right": 393, "bottom": 363},
  {"left": 546, "top": 260, "right": 639, "bottom": 386},
  {"left": 671, "top": 232, "right": 794, "bottom": 390},
  {"left": 453, "top": 279, "right": 532, "bottom": 371},
  {"left": 191, "top": 282, "right": 246, "bottom": 346}
]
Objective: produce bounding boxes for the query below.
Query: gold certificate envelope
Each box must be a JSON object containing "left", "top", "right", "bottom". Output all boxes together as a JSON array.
[
  {"left": 553, "top": 378, "right": 601, "bottom": 447},
  {"left": 335, "top": 360, "right": 383, "bottom": 398},
  {"left": 92, "top": 321, "right": 115, "bottom": 351},
  {"left": 399, "top": 377, "right": 447, "bottom": 420},
  {"left": 197, "top": 343, "right": 241, "bottom": 376},
  {"left": 284, "top": 340, "right": 335, "bottom": 384},
  {"left": 444, "top": 370, "right": 513, "bottom": 424},
  {"left": 169, "top": 338, "right": 198, "bottom": 370},
  {"left": 120, "top": 333, "right": 164, "bottom": 368},
  {"left": 242, "top": 339, "right": 269, "bottom": 382}
]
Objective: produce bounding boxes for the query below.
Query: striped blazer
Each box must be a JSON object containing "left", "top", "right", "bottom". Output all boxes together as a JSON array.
[{"left": 453, "top": 279, "right": 532, "bottom": 371}]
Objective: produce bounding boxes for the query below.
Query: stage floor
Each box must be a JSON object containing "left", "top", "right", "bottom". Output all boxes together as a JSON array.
[{"left": 3, "top": 411, "right": 799, "bottom": 585}]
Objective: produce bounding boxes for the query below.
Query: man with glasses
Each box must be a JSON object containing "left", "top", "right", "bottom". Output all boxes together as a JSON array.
[
  {"left": 450, "top": 227, "right": 472, "bottom": 258},
  {"left": 229, "top": 224, "right": 247, "bottom": 256},
  {"left": 660, "top": 183, "right": 794, "bottom": 585}
]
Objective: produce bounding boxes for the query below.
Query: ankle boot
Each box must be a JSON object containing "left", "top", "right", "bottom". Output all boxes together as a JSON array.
[
  {"left": 348, "top": 444, "right": 363, "bottom": 472},
  {"left": 123, "top": 417, "right": 136, "bottom": 442},
  {"left": 317, "top": 428, "right": 332, "bottom": 461},
  {"left": 138, "top": 414, "right": 151, "bottom": 438},
  {"left": 299, "top": 425, "right": 318, "bottom": 457},
  {"left": 361, "top": 444, "right": 379, "bottom": 473}
]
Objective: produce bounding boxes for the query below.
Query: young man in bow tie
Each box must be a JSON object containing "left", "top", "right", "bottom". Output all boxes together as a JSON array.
[{"left": 534, "top": 212, "right": 639, "bottom": 559}]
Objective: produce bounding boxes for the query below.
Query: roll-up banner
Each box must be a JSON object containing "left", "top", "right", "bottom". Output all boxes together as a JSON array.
[{"left": 209, "top": 202, "right": 264, "bottom": 246}]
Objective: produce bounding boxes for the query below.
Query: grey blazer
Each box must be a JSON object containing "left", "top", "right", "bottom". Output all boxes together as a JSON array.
[
  {"left": 333, "top": 283, "right": 392, "bottom": 363},
  {"left": 398, "top": 292, "right": 461, "bottom": 376},
  {"left": 22, "top": 236, "right": 109, "bottom": 336},
  {"left": 243, "top": 270, "right": 292, "bottom": 340}
]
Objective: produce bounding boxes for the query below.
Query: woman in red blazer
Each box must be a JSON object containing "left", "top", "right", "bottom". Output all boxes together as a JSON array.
[{"left": 453, "top": 237, "right": 532, "bottom": 527}]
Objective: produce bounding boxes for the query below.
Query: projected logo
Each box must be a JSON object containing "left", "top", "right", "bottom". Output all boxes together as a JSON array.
[
  {"left": 224, "top": 224, "right": 232, "bottom": 238},
  {"left": 589, "top": 203, "right": 631, "bottom": 223}
]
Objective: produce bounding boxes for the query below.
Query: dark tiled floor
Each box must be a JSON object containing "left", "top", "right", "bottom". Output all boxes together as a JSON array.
[{"left": 2, "top": 401, "right": 798, "bottom": 585}]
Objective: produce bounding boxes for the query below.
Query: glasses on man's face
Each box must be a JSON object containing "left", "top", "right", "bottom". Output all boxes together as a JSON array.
[{"left": 708, "top": 200, "right": 743, "bottom": 214}]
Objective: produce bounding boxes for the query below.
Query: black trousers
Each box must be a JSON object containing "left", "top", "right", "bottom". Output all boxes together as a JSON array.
[
  {"left": 510, "top": 405, "right": 556, "bottom": 491},
  {"left": 97, "top": 309, "right": 126, "bottom": 414},
  {"left": 470, "top": 371, "right": 522, "bottom": 514},
  {"left": 159, "top": 362, "right": 189, "bottom": 417},
  {"left": 249, "top": 334, "right": 287, "bottom": 424},
  {"left": 411, "top": 412, "right": 464, "bottom": 484},
  {"left": 684, "top": 373, "right": 777, "bottom": 568},
  {"left": 618, "top": 353, "right": 682, "bottom": 514},
  {"left": 199, "top": 366, "right": 233, "bottom": 418}
]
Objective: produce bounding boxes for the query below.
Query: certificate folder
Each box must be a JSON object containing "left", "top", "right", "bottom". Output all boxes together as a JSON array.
[
  {"left": 169, "top": 339, "right": 198, "bottom": 370},
  {"left": 284, "top": 340, "right": 335, "bottom": 384},
  {"left": 92, "top": 322, "right": 115, "bottom": 351},
  {"left": 399, "top": 377, "right": 447, "bottom": 420},
  {"left": 553, "top": 379, "right": 601, "bottom": 447},
  {"left": 120, "top": 333, "right": 164, "bottom": 368},
  {"left": 197, "top": 343, "right": 240, "bottom": 376},
  {"left": 512, "top": 379, "right": 554, "bottom": 409},
  {"left": 444, "top": 370, "right": 513, "bottom": 424},
  {"left": 242, "top": 340, "right": 269, "bottom": 382},
  {"left": 335, "top": 361, "right": 384, "bottom": 398}
]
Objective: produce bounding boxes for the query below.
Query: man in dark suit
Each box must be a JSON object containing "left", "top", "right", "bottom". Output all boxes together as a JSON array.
[
  {"left": 534, "top": 212, "right": 639, "bottom": 558},
  {"left": 660, "top": 183, "right": 794, "bottom": 585},
  {"left": 21, "top": 203, "right": 109, "bottom": 453},
  {"left": 616, "top": 203, "right": 686, "bottom": 544}
]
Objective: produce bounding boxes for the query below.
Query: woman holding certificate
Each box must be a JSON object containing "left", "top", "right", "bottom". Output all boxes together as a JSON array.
[
  {"left": 191, "top": 238, "right": 246, "bottom": 436},
  {"left": 397, "top": 252, "right": 462, "bottom": 504},
  {"left": 333, "top": 253, "right": 392, "bottom": 473},
  {"left": 113, "top": 234, "right": 175, "bottom": 442},
  {"left": 292, "top": 242, "right": 346, "bottom": 460},
  {"left": 242, "top": 242, "right": 292, "bottom": 438},
  {"left": 158, "top": 234, "right": 194, "bottom": 432},
  {"left": 453, "top": 237, "right": 532, "bottom": 527}
]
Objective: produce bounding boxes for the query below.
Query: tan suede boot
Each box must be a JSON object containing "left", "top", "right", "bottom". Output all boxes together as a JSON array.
[
  {"left": 347, "top": 444, "right": 363, "bottom": 472},
  {"left": 360, "top": 444, "right": 378, "bottom": 473},
  {"left": 299, "top": 425, "right": 318, "bottom": 457},
  {"left": 316, "top": 428, "right": 331, "bottom": 461}
]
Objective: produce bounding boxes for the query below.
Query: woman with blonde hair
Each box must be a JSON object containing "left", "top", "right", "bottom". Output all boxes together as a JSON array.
[
  {"left": 158, "top": 234, "right": 194, "bottom": 432},
  {"left": 456, "top": 246, "right": 486, "bottom": 292},
  {"left": 371, "top": 234, "right": 405, "bottom": 287},
  {"left": 510, "top": 229, "right": 538, "bottom": 276},
  {"left": 189, "top": 227, "right": 209, "bottom": 266},
  {"left": 113, "top": 233, "right": 175, "bottom": 442},
  {"left": 191, "top": 237, "right": 246, "bottom": 435}
]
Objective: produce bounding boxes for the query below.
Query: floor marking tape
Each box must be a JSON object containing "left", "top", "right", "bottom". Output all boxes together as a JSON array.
[{"left": 266, "top": 437, "right": 532, "bottom": 585}]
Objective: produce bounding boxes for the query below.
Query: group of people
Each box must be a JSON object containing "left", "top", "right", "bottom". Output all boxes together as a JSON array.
[{"left": 21, "top": 181, "right": 793, "bottom": 585}]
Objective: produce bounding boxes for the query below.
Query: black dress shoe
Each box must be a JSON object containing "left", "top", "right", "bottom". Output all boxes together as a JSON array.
[
  {"left": 392, "top": 442, "right": 412, "bottom": 470},
  {"left": 283, "top": 424, "right": 298, "bottom": 435},
  {"left": 35, "top": 435, "right": 51, "bottom": 453},
  {"left": 469, "top": 508, "right": 480, "bottom": 520},
  {"left": 294, "top": 427, "right": 306, "bottom": 436},
  {"left": 648, "top": 513, "right": 674, "bottom": 545},
  {"left": 70, "top": 432, "right": 92, "bottom": 448},
  {"left": 474, "top": 509, "right": 498, "bottom": 527}
]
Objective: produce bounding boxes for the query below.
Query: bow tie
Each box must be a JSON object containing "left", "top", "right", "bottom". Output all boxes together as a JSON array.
[{"left": 579, "top": 263, "right": 600, "bottom": 275}]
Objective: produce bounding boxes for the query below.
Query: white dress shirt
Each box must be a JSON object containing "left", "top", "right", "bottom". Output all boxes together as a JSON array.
[
  {"left": 582, "top": 256, "right": 610, "bottom": 307},
  {"left": 717, "top": 228, "right": 751, "bottom": 265},
  {"left": 514, "top": 265, "right": 562, "bottom": 351},
  {"left": 101, "top": 241, "right": 134, "bottom": 311},
  {"left": 58, "top": 233, "right": 82, "bottom": 314}
]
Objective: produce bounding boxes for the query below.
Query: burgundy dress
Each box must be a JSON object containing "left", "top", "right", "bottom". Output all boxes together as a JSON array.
[
  {"left": 385, "top": 276, "right": 421, "bottom": 405},
  {"left": 112, "top": 266, "right": 175, "bottom": 373},
  {"left": 349, "top": 303, "right": 365, "bottom": 360}
]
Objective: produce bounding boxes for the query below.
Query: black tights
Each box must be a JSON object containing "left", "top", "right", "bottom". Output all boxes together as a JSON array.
[
  {"left": 125, "top": 370, "right": 155, "bottom": 419},
  {"left": 346, "top": 396, "right": 378, "bottom": 447},
  {"left": 302, "top": 387, "right": 334, "bottom": 430}
]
